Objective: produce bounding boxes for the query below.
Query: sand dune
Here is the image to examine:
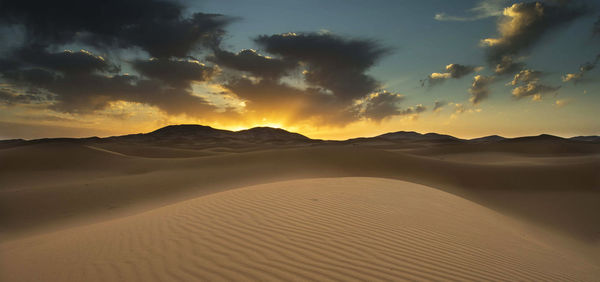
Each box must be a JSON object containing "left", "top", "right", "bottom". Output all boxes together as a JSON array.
[
  {"left": 2, "top": 178, "right": 597, "bottom": 281},
  {"left": 0, "top": 144, "right": 600, "bottom": 242},
  {"left": 1, "top": 142, "right": 599, "bottom": 243},
  {"left": 1, "top": 128, "right": 598, "bottom": 281}
]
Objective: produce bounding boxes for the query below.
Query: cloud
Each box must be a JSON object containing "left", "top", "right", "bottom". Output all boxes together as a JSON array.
[
  {"left": 433, "top": 100, "right": 447, "bottom": 112},
  {"left": 0, "top": 0, "right": 322, "bottom": 131},
  {"left": 482, "top": 1, "right": 586, "bottom": 74},
  {"left": 494, "top": 55, "right": 525, "bottom": 75},
  {"left": 453, "top": 103, "right": 467, "bottom": 115},
  {"left": 0, "top": 0, "right": 239, "bottom": 120},
  {"left": 361, "top": 91, "right": 406, "bottom": 121},
  {"left": 469, "top": 75, "right": 495, "bottom": 105},
  {"left": 562, "top": 54, "right": 600, "bottom": 84},
  {"left": 132, "top": 58, "right": 215, "bottom": 87},
  {"left": 435, "top": 0, "right": 505, "bottom": 22},
  {"left": 0, "top": 2, "right": 425, "bottom": 128},
  {"left": 400, "top": 104, "right": 427, "bottom": 115},
  {"left": 562, "top": 15, "right": 600, "bottom": 84},
  {"left": 449, "top": 102, "right": 483, "bottom": 121},
  {"left": 254, "top": 32, "right": 389, "bottom": 101},
  {"left": 361, "top": 91, "right": 425, "bottom": 122},
  {"left": 0, "top": 58, "right": 21, "bottom": 72},
  {"left": 0, "top": 0, "right": 233, "bottom": 58},
  {"left": 208, "top": 49, "right": 297, "bottom": 80},
  {"left": 0, "top": 88, "right": 47, "bottom": 105},
  {"left": 422, "top": 63, "right": 481, "bottom": 86},
  {"left": 554, "top": 98, "right": 572, "bottom": 108},
  {"left": 214, "top": 32, "right": 406, "bottom": 125},
  {"left": 1, "top": 50, "right": 217, "bottom": 116},
  {"left": 512, "top": 81, "right": 559, "bottom": 100},
  {"left": 508, "top": 69, "right": 559, "bottom": 101},
  {"left": 510, "top": 69, "right": 542, "bottom": 85},
  {"left": 15, "top": 46, "right": 119, "bottom": 74}
]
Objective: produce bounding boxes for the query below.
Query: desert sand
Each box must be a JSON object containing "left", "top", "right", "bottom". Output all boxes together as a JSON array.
[{"left": 1, "top": 126, "right": 599, "bottom": 281}]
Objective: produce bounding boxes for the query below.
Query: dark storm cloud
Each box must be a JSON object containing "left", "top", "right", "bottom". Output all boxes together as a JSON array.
[
  {"left": 2, "top": 68, "right": 57, "bottom": 87},
  {"left": 0, "top": 58, "right": 21, "bottom": 72},
  {"left": 223, "top": 77, "right": 325, "bottom": 106},
  {"left": 214, "top": 32, "right": 407, "bottom": 125},
  {"left": 2, "top": 55, "right": 216, "bottom": 116},
  {"left": 132, "top": 58, "right": 215, "bottom": 87},
  {"left": 209, "top": 49, "right": 298, "bottom": 80},
  {"left": 15, "top": 46, "right": 119, "bottom": 74},
  {"left": 0, "top": 88, "right": 46, "bottom": 105},
  {"left": 0, "top": 1, "right": 234, "bottom": 118},
  {"left": 469, "top": 75, "right": 495, "bottom": 105},
  {"left": 0, "top": 1, "right": 405, "bottom": 125},
  {"left": 594, "top": 16, "right": 600, "bottom": 36},
  {"left": 421, "top": 63, "right": 480, "bottom": 87},
  {"left": 255, "top": 32, "right": 389, "bottom": 101},
  {"left": 482, "top": 1, "right": 587, "bottom": 74},
  {"left": 0, "top": 0, "right": 232, "bottom": 58}
]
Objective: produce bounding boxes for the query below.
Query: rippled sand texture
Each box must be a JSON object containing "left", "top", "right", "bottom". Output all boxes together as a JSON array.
[{"left": 2, "top": 178, "right": 598, "bottom": 281}]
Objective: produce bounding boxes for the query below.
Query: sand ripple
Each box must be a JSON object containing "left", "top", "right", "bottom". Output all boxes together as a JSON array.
[{"left": 1, "top": 178, "right": 597, "bottom": 281}]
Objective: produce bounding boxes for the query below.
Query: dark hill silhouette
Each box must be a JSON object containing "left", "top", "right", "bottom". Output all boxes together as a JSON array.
[
  {"left": 570, "top": 136, "right": 600, "bottom": 142},
  {"left": 376, "top": 131, "right": 459, "bottom": 142},
  {"left": 469, "top": 135, "right": 507, "bottom": 142},
  {"left": 236, "top": 127, "right": 310, "bottom": 141},
  {"left": 105, "top": 124, "right": 313, "bottom": 145},
  {"left": 0, "top": 125, "right": 598, "bottom": 151},
  {"left": 148, "top": 125, "right": 231, "bottom": 138},
  {"left": 501, "top": 134, "right": 570, "bottom": 143}
]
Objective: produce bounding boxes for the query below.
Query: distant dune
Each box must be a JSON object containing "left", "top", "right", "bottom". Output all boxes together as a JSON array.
[{"left": 0, "top": 125, "right": 599, "bottom": 281}]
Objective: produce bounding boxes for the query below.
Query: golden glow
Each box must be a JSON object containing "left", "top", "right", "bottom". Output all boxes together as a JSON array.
[
  {"left": 430, "top": 72, "right": 452, "bottom": 79},
  {"left": 0, "top": 87, "right": 597, "bottom": 141}
]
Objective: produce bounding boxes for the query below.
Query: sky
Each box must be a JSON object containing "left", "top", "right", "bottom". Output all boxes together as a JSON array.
[{"left": 0, "top": 0, "right": 599, "bottom": 140}]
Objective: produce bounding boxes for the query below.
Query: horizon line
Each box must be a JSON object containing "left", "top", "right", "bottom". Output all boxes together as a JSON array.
[{"left": 2, "top": 123, "right": 598, "bottom": 142}]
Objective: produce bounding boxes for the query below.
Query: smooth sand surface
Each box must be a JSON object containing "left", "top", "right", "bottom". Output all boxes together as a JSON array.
[{"left": 2, "top": 178, "right": 598, "bottom": 281}]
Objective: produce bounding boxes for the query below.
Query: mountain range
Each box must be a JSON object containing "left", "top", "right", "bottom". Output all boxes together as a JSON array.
[{"left": 1, "top": 124, "right": 599, "bottom": 148}]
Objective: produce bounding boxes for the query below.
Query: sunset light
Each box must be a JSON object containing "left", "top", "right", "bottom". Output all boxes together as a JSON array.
[{"left": 1, "top": 1, "right": 599, "bottom": 281}]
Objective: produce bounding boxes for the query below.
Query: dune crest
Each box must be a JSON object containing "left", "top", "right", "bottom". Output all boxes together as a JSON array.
[{"left": 1, "top": 178, "right": 597, "bottom": 281}]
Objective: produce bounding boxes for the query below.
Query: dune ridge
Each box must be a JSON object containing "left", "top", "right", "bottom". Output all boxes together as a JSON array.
[
  {"left": 2, "top": 178, "right": 597, "bottom": 281},
  {"left": 1, "top": 142, "right": 599, "bottom": 243}
]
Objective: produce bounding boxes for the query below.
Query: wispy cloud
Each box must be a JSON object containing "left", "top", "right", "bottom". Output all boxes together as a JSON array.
[
  {"left": 554, "top": 99, "right": 572, "bottom": 108},
  {"left": 434, "top": 0, "right": 505, "bottom": 22},
  {"left": 563, "top": 54, "right": 600, "bottom": 84},
  {"left": 421, "top": 64, "right": 482, "bottom": 87}
]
